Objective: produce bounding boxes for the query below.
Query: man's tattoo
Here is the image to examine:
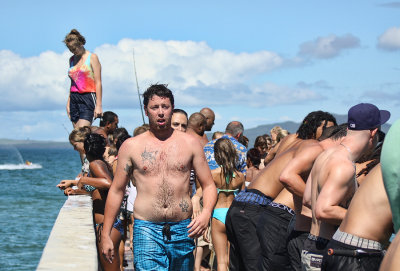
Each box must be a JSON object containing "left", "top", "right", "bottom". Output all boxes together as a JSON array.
[
  {"left": 124, "top": 163, "right": 133, "bottom": 178},
  {"left": 179, "top": 198, "right": 189, "bottom": 212},
  {"left": 141, "top": 147, "right": 158, "bottom": 164}
]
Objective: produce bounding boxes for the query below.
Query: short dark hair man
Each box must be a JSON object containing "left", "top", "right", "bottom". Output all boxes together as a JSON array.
[
  {"left": 101, "top": 84, "right": 217, "bottom": 270},
  {"left": 200, "top": 107, "right": 215, "bottom": 132},
  {"left": 99, "top": 111, "right": 119, "bottom": 135},
  {"left": 187, "top": 112, "right": 208, "bottom": 146}
]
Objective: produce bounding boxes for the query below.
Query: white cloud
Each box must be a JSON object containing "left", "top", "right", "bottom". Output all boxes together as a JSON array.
[
  {"left": 0, "top": 39, "right": 292, "bottom": 112},
  {"left": 298, "top": 34, "right": 360, "bottom": 59},
  {"left": 175, "top": 82, "right": 323, "bottom": 107},
  {"left": 378, "top": 26, "right": 400, "bottom": 51},
  {"left": 0, "top": 50, "right": 70, "bottom": 111}
]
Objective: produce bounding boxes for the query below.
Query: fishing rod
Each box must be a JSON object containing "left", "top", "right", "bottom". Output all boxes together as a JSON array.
[
  {"left": 133, "top": 48, "right": 146, "bottom": 125},
  {"left": 62, "top": 123, "right": 70, "bottom": 136}
]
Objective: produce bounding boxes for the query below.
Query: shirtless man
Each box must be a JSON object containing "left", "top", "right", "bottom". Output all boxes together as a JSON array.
[
  {"left": 256, "top": 112, "right": 337, "bottom": 271},
  {"left": 100, "top": 84, "right": 217, "bottom": 271},
  {"left": 186, "top": 112, "right": 208, "bottom": 146},
  {"left": 225, "top": 111, "right": 336, "bottom": 271},
  {"left": 279, "top": 125, "right": 346, "bottom": 271},
  {"left": 322, "top": 164, "right": 393, "bottom": 270},
  {"left": 301, "top": 103, "right": 390, "bottom": 271},
  {"left": 200, "top": 107, "right": 215, "bottom": 141},
  {"left": 171, "top": 108, "right": 188, "bottom": 132}
]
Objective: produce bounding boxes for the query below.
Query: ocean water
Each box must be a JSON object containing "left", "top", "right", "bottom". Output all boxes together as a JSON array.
[{"left": 0, "top": 144, "right": 80, "bottom": 271}]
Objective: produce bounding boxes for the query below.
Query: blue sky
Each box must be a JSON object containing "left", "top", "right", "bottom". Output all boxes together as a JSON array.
[{"left": 1, "top": 1, "right": 399, "bottom": 141}]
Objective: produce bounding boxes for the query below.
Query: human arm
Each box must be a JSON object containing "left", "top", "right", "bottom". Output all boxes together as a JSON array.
[
  {"left": 91, "top": 53, "right": 102, "bottom": 119},
  {"left": 314, "top": 163, "right": 354, "bottom": 225},
  {"left": 101, "top": 141, "right": 131, "bottom": 263},
  {"left": 77, "top": 161, "right": 112, "bottom": 190},
  {"left": 64, "top": 186, "right": 90, "bottom": 196},
  {"left": 280, "top": 145, "right": 320, "bottom": 197},
  {"left": 379, "top": 231, "right": 400, "bottom": 271},
  {"left": 66, "top": 94, "right": 71, "bottom": 120},
  {"left": 57, "top": 179, "right": 78, "bottom": 190},
  {"left": 187, "top": 140, "right": 217, "bottom": 238},
  {"left": 191, "top": 184, "right": 202, "bottom": 219},
  {"left": 264, "top": 142, "right": 280, "bottom": 165}
]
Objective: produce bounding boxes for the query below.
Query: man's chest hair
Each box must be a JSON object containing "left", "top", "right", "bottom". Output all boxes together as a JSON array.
[{"left": 132, "top": 143, "right": 191, "bottom": 174}]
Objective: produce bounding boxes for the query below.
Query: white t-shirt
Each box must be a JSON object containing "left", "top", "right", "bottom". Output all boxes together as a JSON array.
[{"left": 126, "top": 185, "right": 137, "bottom": 212}]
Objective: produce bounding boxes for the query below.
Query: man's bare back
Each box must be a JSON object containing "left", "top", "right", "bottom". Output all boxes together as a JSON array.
[{"left": 339, "top": 164, "right": 393, "bottom": 244}]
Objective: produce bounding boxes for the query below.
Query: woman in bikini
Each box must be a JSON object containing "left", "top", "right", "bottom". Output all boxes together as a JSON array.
[
  {"left": 211, "top": 138, "right": 245, "bottom": 271},
  {"left": 64, "top": 29, "right": 103, "bottom": 128},
  {"left": 77, "top": 133, "right": 122, "bottom": 271}
]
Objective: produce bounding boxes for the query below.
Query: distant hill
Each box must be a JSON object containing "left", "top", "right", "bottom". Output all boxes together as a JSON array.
[
  {"left": 1, "top": 114, "right": 391, "bottom": 149},
  {"left": 0, "top": 139, "right": 70, "bottom": 149}
]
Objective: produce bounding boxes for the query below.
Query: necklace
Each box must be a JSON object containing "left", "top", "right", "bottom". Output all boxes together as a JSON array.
[{"left": 340, "top": 143, "right": 353, "bottom": 160}]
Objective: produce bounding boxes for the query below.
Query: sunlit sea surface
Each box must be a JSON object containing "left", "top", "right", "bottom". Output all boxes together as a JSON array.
[{"left": 0, "top": 144, "right": 80, "bottom": 270}]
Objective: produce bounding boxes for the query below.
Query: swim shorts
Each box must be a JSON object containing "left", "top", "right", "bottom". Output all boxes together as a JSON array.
[
  {"left": 287, "top": 230, "right": 309, "bottom": 271},
  {"left": 301, "top": 234, "right": 329, "bottom": 271},
  {"left": 133, "top": 218, "right": 195, "bottom": 271},
  {"left": 69, "top": 92, "right": 96, "bottom": 123},
  {"left": 113, "top": 218, "right": 124, "bottom": 236},
  {"left": 257, "top": 203, "right": 294, "bottom": 271}
]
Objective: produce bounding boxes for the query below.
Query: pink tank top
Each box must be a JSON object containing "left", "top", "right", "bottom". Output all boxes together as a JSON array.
[{"left": 68, "top": 53, "right": 96, "bottom": 93}]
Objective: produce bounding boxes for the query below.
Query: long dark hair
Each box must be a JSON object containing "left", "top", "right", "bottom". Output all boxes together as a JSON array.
[{"left": 214, "top": 138, "right": 238, "bottom": 185}]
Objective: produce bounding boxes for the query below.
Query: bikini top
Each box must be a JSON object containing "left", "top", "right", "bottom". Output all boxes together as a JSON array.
[
  {"left": 217, "top": 188, "right": 240, "bottom": 197},
  {"left": 217, "top": 172, "right": 239, "bottom": 196},
  {"left": 68, "top": 52, "right": 96, "bottom": 94}
]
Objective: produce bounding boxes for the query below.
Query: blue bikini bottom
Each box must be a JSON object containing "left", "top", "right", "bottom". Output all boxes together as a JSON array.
[{"left": 212, "top": 208, "right": 229, "bottom": 225}]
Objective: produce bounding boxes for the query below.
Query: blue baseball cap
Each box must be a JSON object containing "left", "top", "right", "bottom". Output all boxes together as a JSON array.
[{"left": 348, "top": 103, "right": 390, "bottom": 130}]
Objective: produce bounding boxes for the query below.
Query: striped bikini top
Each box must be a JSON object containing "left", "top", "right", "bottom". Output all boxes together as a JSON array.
[{"left": 68, "top": 52, "right": 96, "bottom": 94}]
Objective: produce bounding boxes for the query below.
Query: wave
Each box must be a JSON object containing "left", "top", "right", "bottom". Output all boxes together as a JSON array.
[{"left": 0, "top": 163, "right": 42, "bottom": 170}]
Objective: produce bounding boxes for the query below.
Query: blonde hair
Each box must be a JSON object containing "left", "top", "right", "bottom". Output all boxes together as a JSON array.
[
  {"left": 270, "top": 126, "right": 283, "bottom": 135},
  {"left": 69, "top": 126, "right": 91, "bottom": 144},
  {"left": 276, "top": 129, "right": 289, "bottom": 143}
]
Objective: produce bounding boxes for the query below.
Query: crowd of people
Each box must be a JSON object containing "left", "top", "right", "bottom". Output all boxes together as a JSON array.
[{"left": 56, "top": 29, "right": 400, "bottom": 271}]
